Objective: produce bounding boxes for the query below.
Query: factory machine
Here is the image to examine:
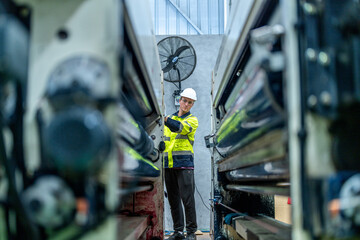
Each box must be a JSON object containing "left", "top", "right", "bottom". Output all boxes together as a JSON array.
[
  {"left": 0, "top": 0, "right": 164, "bottom": 239},
  {"left": 206, "top": 0, "right": 360, "bottom": 239}
]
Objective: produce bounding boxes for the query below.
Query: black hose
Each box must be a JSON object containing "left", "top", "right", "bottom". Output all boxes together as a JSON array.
[{"left": 0, "top": 113, "right": 40, "bottom": 240}]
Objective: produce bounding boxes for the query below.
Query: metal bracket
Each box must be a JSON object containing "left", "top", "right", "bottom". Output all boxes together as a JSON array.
[{"left": 204, "top": 134, "right": 215, "bottom": 148}]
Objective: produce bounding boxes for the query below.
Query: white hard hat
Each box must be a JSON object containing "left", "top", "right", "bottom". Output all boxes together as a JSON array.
[{"left": 180, "top": 88, "right": 197, "bottom": 101}]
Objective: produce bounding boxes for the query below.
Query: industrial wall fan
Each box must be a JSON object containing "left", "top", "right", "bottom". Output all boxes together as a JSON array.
[
  {"left": 157, "top": 36, "right": 196, "bottom": 83},
  {"left": 157, "top": 36, "right": 196, "bottom": 105}
]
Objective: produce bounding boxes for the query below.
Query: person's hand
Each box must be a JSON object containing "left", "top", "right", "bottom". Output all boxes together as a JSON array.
[{"left": 164, "top": 116, "right": 168, "bottom": 122}]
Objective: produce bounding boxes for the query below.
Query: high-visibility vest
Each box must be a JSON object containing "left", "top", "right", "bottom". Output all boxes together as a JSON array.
[{"left": 163, "top": 112, "right": 198, "bottom": 168}]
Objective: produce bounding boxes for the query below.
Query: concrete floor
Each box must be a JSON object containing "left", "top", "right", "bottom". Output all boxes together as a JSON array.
[
  {"left": 195, "top": 233, "right": 211, "bottom": 240},
  {"left": 164, "top": 232, "right": 211, "bottom": 240}
]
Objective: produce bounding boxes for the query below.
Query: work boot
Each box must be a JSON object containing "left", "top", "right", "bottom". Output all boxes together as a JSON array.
[
  {"left": 186, "top": 233, "right": 197, "bottom": 240},
  {"left": 168, "top": 231, "right": 185, "bottom": 240}
]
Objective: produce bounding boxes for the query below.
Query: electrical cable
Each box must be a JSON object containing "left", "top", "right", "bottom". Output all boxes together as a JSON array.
[
  {"left": 195, "top": 183, "right": 211, "bottom": 211},
  {"left": 217, "top": 202, "right": 281, "bottom": 234},
  {"left": 170, "top": 80, "right": 180, "bottom": 90},
  {"left": 215, "top": 145, "right": 226, "bottom": 159},
  {"left": 11, "top": 83, "right": 29, "bottom": 187}
]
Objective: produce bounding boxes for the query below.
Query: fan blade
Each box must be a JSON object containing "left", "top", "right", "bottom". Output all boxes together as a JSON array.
[
  {"left": 174, "top": 46, "right": 190, "bottom": 57},
  {"left": 162, "top": 46, "right": 189, "bottom": 73},
  {"left": 162, "top": 62, "right": 174, "bottom": 73}
]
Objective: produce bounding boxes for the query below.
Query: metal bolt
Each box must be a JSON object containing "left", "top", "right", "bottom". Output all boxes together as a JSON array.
[
  {"left": 307, "top": 95, "right": 318, "bottom": 108},
  {"left": 318, "top": 51, "right": 331, "bottom": 66},
  {"left": 305, "top": 48, "right": 317, "bottom": 61},
  {"left": 303, "top": 3, "right": 317, "bottom": 15},
  {"left": 156, "top": 118, "right": 162, "bottom": 126},
  {"left": 151, "top": 135, "right": 156, "bottom": 140},
  {"left": 236, "top": 70, "right": 241, "bottom": 77},
  {"left": 320, "top": 91, "right": 332, "bottom": 106},
  {"left": 20, "top": 8, "right": 30, "bottom": 17}
]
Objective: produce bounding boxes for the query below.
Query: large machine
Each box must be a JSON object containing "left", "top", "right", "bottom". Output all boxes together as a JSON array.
[
  {"left": 0, "top": 0, "right": 164, "bottom": 239},
  {"left": 207, "top": 0, "right": 360, "bottom": 239}
]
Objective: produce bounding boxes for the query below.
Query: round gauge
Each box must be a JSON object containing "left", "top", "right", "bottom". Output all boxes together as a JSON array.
[{"left": 46, "top": 56, "right": 111, "bottom": 98}]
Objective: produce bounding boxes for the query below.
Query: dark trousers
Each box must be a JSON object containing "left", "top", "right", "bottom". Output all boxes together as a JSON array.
[{"left": 164, "top": 168, "right": 197, "bottom": 233}]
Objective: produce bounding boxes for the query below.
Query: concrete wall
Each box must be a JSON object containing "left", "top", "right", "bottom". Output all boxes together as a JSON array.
[{"left": 156, "top": 35, "right": 223, "bottom": 231}]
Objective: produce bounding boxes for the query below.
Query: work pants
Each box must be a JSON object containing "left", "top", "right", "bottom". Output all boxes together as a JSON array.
[{"left": 164, "top": 168, "right": 197, "bottom": 234}]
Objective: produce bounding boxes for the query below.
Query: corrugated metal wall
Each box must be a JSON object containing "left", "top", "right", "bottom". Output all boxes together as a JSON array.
[{"left": 150, "top": 0, "right": 225, "bottom": 35}]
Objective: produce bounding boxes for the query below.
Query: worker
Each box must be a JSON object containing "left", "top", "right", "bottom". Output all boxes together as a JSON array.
[{"left": 163, "top": 88, "right": 199, "bottom": 240}]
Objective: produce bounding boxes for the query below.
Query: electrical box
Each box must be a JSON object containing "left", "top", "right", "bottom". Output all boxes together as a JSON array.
[{"left": 174, "top": 94, "right": 181, "bottom": 106}]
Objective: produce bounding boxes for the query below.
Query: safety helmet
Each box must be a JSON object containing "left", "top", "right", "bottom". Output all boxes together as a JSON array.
[{"left": 180, "top": 88, "right": 197, "bottom": 101}]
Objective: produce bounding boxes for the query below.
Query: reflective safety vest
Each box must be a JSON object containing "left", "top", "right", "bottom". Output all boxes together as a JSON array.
[{"left": 163, "top": 111, "right": 198, "bottom": 168}]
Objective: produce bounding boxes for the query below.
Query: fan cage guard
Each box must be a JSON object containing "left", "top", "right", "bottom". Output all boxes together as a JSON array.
[{"left": 157, "top": 36, "right": 197, "bottom": 82}]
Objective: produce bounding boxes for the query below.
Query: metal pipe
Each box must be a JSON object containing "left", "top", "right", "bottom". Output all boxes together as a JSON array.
[
  {"left": 121, "top": 145, "right": 160, "bottom": 178},
  {"left": 214, "top": 67, "right": 284, "bottom": 157},
  {"left": 116, "top": 104, "right": 155, "bottom": 158},
  {"left": 118, "top": 184, "right": 153, "bottom": 195},
  {"left": 225, "top": 183, "right": 290, "bottom": 196},
  {"left": 225, "top": 160, "right": 289, "bottom": 182}
]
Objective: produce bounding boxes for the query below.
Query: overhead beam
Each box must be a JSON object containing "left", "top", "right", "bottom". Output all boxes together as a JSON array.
[{"left": 167, "top": 0, "right": 203, "bottom": 34}]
